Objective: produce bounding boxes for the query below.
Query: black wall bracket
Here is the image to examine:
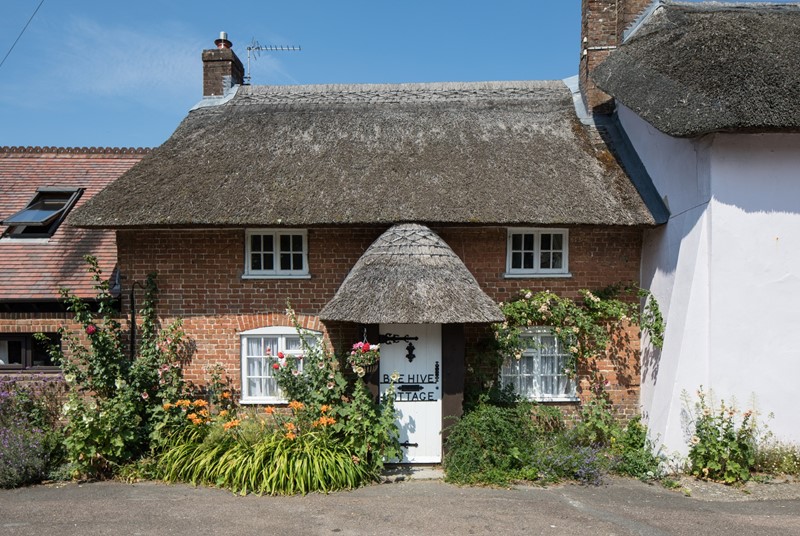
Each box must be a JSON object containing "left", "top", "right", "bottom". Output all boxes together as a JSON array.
[{"left": 380, "top": 333, "right": 420, "bottom": 362}]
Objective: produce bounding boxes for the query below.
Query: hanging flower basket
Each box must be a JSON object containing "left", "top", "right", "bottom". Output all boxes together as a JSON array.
[{"left": 348, "top": 341, "right": 380, "bottom": 377}]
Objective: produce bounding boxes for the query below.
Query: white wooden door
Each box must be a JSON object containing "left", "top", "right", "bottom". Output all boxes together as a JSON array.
[{"left": 379, "top": 323, "right": 442, "bottom": 463}]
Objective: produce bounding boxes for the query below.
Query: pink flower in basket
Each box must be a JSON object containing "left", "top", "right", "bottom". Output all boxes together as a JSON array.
[{"left": 348, "top": 341, "right": 380, "bottom": 370}]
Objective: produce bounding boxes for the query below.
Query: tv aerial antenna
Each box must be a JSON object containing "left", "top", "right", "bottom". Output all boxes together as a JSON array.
[{"left": 245, "top": 39, "right": 301, "bottom": 84}]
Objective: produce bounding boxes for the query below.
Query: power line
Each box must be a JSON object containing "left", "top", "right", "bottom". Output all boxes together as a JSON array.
[{"left": 0, "top": 0, "right": 46, "bottom": 71}]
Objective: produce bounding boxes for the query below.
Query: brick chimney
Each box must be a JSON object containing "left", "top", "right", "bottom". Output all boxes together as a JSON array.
[
  {"left": 579, "top": 0, "right": 652, "bottom": 114},
  {"left": 202, "top": 31, "right": 245, "bottom": 97}
]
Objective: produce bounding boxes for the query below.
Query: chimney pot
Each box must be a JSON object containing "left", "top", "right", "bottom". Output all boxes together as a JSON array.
[{"left": 214, "top": 30, "right": 233, "bottom": 49}]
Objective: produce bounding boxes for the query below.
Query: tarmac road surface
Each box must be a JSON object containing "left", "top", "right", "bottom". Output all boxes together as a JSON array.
[{"left": 1, "top": 476, "right": 799, "bottom": 535}]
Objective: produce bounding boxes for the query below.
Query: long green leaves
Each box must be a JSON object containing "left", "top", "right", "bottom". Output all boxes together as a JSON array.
[{"left": 157, "top": 429, "right": 371, "bottom": 495}]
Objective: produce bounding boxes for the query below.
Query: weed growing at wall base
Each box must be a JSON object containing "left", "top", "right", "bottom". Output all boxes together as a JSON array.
[{"left": 686, "top": 387, "right": 756, "bottom": 484}]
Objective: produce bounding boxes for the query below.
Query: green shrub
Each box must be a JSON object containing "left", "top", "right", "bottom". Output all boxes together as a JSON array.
[
  {"left": 50, "top": 257, "right": 190, "bottom": 479},
  {"left": 444, "top": 400, "right": 613, "bottom": 486},
  {"left": 687, "top": 387, "right": 756, "bottom": 484},
  {"left": 573, "top": 389, "right": 621, "bottom": 447},
  {"left": 444, "top": 402, "right": 538, "bottom": 486},
  {"left": 611, "top": 416, "right": 663, "bottom": 480}
]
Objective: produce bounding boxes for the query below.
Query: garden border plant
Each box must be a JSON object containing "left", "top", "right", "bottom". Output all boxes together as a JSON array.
[
  {"left": 0, "top": 376, "right": 66, "bottom": 488},
  {"left": 154, "top": 307, "right": 401, "bottom": 495},
  {"left": 45, "top": 255, "right": 190, "bottom": 479},
  {"left": 445, "top": 283, "right": 666, "bottom": 486}
]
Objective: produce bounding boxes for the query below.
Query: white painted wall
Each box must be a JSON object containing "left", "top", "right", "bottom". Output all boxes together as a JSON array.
[
  {"left": 708, "top": 134, "right": 800, "bottom": 444},
  {"left": 618, "top": 105, "right": 800, "bottom": 454}
]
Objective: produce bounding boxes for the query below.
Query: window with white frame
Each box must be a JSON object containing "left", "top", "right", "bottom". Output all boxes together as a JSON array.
[
  {"left": 240, "top": 326, "right": 320, "bottom": 403},
  {"left": 500, "top": 327, "right": 576, "bottom": 401},
  {"left": 245, "top": 229, "right": 309, "bottom": 277},
  {"left": 506, "top": 228, "right": 568, "bottom": 276}
]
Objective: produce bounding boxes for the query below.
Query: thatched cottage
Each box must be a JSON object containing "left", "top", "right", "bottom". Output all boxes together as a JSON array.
[
  {"left": 68, "top": 0, "right": 800, "bottom": 459},
  {"left": 68, "top": 24, "right": 664, "bottom": 462},
  {"left": 591, "top": 1, "right": 800, "bottom": 452}
]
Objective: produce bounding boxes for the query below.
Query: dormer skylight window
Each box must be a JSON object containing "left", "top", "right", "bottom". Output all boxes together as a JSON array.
[{"left": 2, "top": 188, "right": 82, "bottom": 239}]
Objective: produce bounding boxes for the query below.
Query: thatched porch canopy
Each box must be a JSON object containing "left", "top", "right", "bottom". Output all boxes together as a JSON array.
[{"left": 319, "top": 223, "right": 503, "bottom": 324}]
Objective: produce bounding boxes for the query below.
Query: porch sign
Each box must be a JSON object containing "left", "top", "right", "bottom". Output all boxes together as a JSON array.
[{"left": 379, "top": 323, "right": 442, "bottom": 463}]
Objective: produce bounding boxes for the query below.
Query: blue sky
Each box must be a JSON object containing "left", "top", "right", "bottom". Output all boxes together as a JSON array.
[{"left": 0, "top": 1, "right": 791, "bottom": 148}]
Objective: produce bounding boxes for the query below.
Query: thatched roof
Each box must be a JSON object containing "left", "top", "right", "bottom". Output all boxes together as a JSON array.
[
  {"left": 593, "top": 1, "right": 800, "bottom": 137},
  {"left": 319, "top": 223, "right": 503, "bottom": 324},
  {"left": 70, "top": 80, "right": 657, "bottom": 228}
]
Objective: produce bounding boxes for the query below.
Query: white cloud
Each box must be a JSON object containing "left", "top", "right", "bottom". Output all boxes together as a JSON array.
[{"left": 51, "top": 17, "right": 201, "bottom": 104}]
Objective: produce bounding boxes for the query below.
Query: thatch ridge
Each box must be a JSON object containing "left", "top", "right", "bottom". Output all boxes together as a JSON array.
[
  {"left": 69, "top": 80, "right": 656, "bottom": 228},
  {"left": 319, "top": 223, "right": 503, "bottom": 324},
  {"left": 593, "top": 1, "right": 800, "bottom": 137}
]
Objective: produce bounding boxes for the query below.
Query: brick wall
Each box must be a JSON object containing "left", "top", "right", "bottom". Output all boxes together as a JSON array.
[
  {"left": 117, "top": 225, "right": 642, "bottom": 413},
  {"left": 580, "top": 0, "right": 653, "bottom": 114}
]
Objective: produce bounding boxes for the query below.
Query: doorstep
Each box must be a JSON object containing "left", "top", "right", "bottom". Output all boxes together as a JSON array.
[{"left": 382, "top": 464, "right": 444, "bottom": 482}]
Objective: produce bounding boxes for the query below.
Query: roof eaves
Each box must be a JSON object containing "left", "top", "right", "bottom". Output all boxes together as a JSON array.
[
  {"left": 564, "top": 75, "right": 668, "bottom": 226},
  {"left": 601, "top": 114, "right": 669, "bottom": 225}
]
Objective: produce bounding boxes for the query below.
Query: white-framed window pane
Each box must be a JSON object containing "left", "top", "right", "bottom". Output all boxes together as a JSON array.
[
  {"left": 240, "top": 328, "right": 319, "bottom": 403},
  {"left": 500, "top": 328, "right": 575, "bottom": 401},
  {"left": 244, "top": 336, "right": 279, "bottom": 399},
  {"left": 506, "top": 229, "right": 568, "bottom": 275},
  {"left": 245, "top": 230, "right": 307, "bottom": 277},
  {"left": 284, "top": 336, "right": 301, "bottom": 351}
]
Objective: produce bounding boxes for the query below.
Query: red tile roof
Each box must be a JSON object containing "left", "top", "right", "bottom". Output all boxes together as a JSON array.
[{"left": 0, "top": 147, "right": 149, "bottom": 301}]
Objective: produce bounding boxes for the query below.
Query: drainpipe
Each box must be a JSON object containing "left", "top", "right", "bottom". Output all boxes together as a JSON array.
[{"left": 129, "top": 281, "right": 145, "bottom": 361}]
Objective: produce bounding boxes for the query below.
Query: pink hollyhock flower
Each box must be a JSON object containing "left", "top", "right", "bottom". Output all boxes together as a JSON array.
[
  {"left": 85, "top": 324, "right": 97, "bottom": 335},
  {"left": 141, "top": 392, "right": 149, "bottom": 400}
]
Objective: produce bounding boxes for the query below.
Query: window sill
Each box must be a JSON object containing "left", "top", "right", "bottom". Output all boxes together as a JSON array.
[
  {"left": 0, "top": 367, "right": 62, "bottom": 373},
  {"left": 532, "top": 397, "right": 580, "bottom": 403},
  {"left": 503, "top": 272, "right": 572, "bottom": 279},
  {"left": 240, "top": 398, "right": 288, "bottom": 405},
  {"left": 241, "top": 274, "right": 312, "bottom": 280}
]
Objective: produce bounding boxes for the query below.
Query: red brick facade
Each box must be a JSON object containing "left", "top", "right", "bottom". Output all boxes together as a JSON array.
[{"left": 117, "top": 225, "right": 643, "bottom": 413}]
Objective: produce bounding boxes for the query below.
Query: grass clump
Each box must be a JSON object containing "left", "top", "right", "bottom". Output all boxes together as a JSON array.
[{"left": 754, "top": 440, "right": 800, "bottom": 476}]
